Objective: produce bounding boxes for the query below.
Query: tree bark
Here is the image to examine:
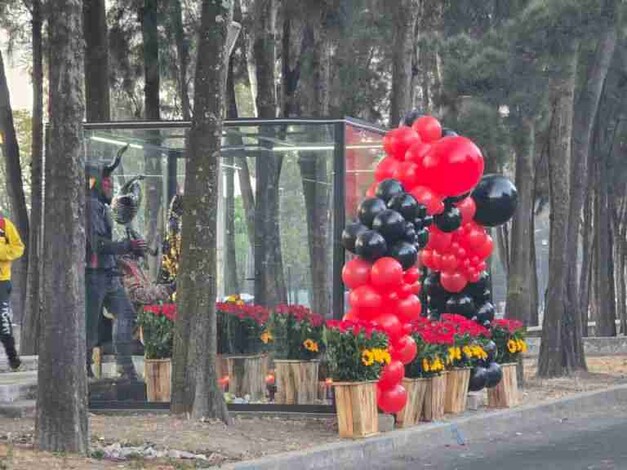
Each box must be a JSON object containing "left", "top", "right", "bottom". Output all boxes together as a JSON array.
[
  {"left": 171, "top": 0, "right": 233, "bottom": 423},
  {"left": 224, "top": 59, "right": 239, "bottom": 295},
  {"left": 506, "top": 118, "right": 536, "bottom": 325},
  {"left": 579, "top": 168, "right": 594, "bottom": 335},
  {"left": 36, "top": 0, "right": 88, "bottom": 453},
  {"left": 389, "top": 0, "right": 420, "bottom": 127},
  {"left": 83, "top": 0, "right": 111, "bottom": 121},
  {"left": 537, "top": 46, "right": 580, "bottom": 377},
  {"left": 0, "top": 48, "right": 29, "bottom": 324},
  {"left": 21, "top": 0, "right": 45, "bottom": 355}
]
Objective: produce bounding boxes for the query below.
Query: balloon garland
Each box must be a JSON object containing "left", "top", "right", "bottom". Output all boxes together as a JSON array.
[{"left": 341, "top": 113, "right": 518, "bottom": 414}]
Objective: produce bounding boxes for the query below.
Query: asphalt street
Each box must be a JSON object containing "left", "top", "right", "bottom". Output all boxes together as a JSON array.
[{"left": 367, "top": 405, "right": 627, "bottom": 469}]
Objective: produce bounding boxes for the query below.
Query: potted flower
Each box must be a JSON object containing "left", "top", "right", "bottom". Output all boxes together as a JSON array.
[
  {"left": 324, "top": 319, "right": 389, "bottom": 438},
  {"left": 267, "top": 305, "right": 324, "bottom": 404},
  {"left": 137, "top": 303, "right": 176, "bottom": 402},
  {"left": 440, "top": 314, "right": 489, "bottom": 414},
  {"left": 487, "top": 318, "right": 526, "bottom": 408},
  {"left": 216, "top": 296, "right": 271, "bottom": 401}
]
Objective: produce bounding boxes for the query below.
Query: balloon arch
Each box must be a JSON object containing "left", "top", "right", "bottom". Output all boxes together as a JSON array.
[{"left": 341, "top": 114, "right": 518, "bottom": 413}]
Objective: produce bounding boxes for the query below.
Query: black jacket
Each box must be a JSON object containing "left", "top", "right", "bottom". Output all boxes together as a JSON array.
[{"left": 86, "top": 192, "right": 132, "bottom": 270}]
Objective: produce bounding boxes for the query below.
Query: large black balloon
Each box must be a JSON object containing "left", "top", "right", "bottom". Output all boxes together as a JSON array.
[
  {"left": 341, "top": 221, "right": 368, "bottom": 253},
  {"left": 373, "top": 209, "right": 406, "bottom": 242},
  {"left": 468, "top": 367, "right": 488, "bottom": 392},
  {"left": 476, "top": 302, "right": 496, "bottom": 325},
  {"left": 355, "top": 230, "right": 387, "bottom": 261},
  {"left": 485, "top": 362, "right": 503, "bottom": 388},
  {"left": 388, "top": 241, "right": 418, "bottom": 270},
  {"left": 465, "top": 271, "right": 491, "bottom": 298},
  {"left": 375, "top": 179, "right": 405, "bottom": 203},
  {"left": 434, "top": 206, "right": 462, "bottom": 233},
  {"left": 471, "top": 174, "right": 518, "bottom": 227},
  {"left": 358, "top": 198, "right": 387, "bottom": 227},
  {"left": 388, "top": 193, "right": 419, "bottom": 220},
  {"left": 445, "top": 295, "right": 476, "bottom": 318}
]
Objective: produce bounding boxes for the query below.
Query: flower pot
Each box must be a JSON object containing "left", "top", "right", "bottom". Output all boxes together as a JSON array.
[
  {"left": 396, "top": 377, "right": 429, "bottom": 428},
  {"left": 217, "top": 354, "right": 269, "bottom": 401},
  {"left": 488, "top": 363, "right": 518, "bottom": 408},
  {"left": 274, "top": 359, "right": 319, "bottom": 404},
  {"left": 421, "top": 373, "right": 447, "bottom": 422},
  {"left": 144, "top": 358, "right": 171, "bottom": 402},
  {"left": 444, "top": 368, "right": 471, "bottom": 414},
  {"left": 333, "top": 381, "right": 378, "bottom": 438}
]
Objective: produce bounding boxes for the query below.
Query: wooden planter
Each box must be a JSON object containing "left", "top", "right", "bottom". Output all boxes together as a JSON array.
[
  {"left": 274, "top": 360, "right": 319, "bottom": 404},
  {"left": 145, "top": 358, "right": 171, "bottom": 402},
  {"left": 445, "top": 368, "right": 471, "bottom": 414},
  {"left": 217, "top": 354, "right": 268, "bottom": 401},
  {"left": 421, "top": 373, "right": 447, "bottom": 422},
  {"left": 334, "top": 381, "right": 378, "bottom": 438},
  {"left": 488, "top": 363, "right": 518, "bottom": 408},
  {"left": 396, "top": 377, "right": 429, "bottom": 428}
]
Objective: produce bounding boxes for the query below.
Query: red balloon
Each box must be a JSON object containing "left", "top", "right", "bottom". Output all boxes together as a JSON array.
[
  {"left": 405, "top": 141, "right": 431, "bottom": 164},
  {"left": 411, "top": 115, "right": 442, "bottom": 143},
  {"left": 409, "top": 186, "right": 445, "bottom": 215},
  {"left": 371, "top": 257, "right": 403, "bottom": 290},
  {"left": 383, "top": 127, "right": 420, "bottom": 160},
  {"left": 456, "top": 246, "right": 467, "bottom": 259},
  {"left": 374, "top": 156, "right": 400, "bottom": 182},
  {"left": 393, "top": 161, "right": 419, "bottom": 190},
  {"left": 440, "top": 253, "right": 459, "bottom": 273},
  {"left": 378, "top": 383, "right": 408, "bottom": 414},
  {"left": 468, "top": 270, "right": 481, "bottom": 283},
  {"left": 419, "top": 136, "right": 484, "bottom": 197},
  {"left": 456, "top": 197, "right": 477, "bottom": 225},
  {"left": 365, "top": 182, "right": 377, "bottom": 198},
  {"left": 397, "top": 295, "right": 422, "bottom": 323},
  {"left": 478, "top": 261, "right": 487, "bottom": 271},
  {"left": 404, "top": 267, "right": 420, "bottom": 284},
  {"left": 342, "top": 258, "right": 372, "bottom": 289},
  {"left": 440, "top": 271, "right": 468, "bottom": 293},
  {"left": 427, "top": 227, "right": 453, "bottom": 251},
  {"left": 391, "top": 334, "right": 418, "bottom": 365},
  {"left": 397, "top": 283, "right": 413, "bottom": 299},
  {"left": 466, "top": 227, "right": 487, "bottom": 250},
  {"left": 431, "top": 251, "right": 443, "bottom": 271},
  {"left": 373, "top": 313, "right": 403, "bottom": 342},
  {"left": 378, "top": 360, "right": 405, "bottom": 390},
  {"left": 410, "top": 282, "right": 421, "bottom": 295},
  {"left": 402, "top": 323, "right": 413, "bottom": 335},
  {"left": 419, "top": 249, "right": 434, "bottom": 269},
  {"left": 475, "top": 235, "right": 494, "bottom": 259},
  {"left": 349, "top": 285, "right": 382, "bottom": 314}
]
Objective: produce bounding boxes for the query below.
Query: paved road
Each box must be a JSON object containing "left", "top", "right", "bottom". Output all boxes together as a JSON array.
[{"left": 368, "top": 406, "right": 627, "bottom": 469}]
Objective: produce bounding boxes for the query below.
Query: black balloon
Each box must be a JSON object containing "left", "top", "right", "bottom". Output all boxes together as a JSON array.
[
  {"left": 445, "top": 294, "right": 476, "bottom": 318},
  {"left": 442, "top": 128, "right": 458, "bottom": 137},
  {"left": 373, "top": 209, "right": 406, "bottom": 242},
  {"left": 471, "top": 174, "right": 518, "bottom": 227},
  {"left": 415, "top": 228, "right": 429, "bottom": 248},
  {"left": 341, "top": 221, "right": 368, "bottom": 253},
  {"left": 423, "top": 273, "right": 444, "bottom": 298},
  {"left": 416, "top": 204, "right": 427, "bottom": 219},
  {"left": 401, "top": 109, "right": 424, "bottom": 127},
  {"left": 434, "top": 206, "right": 462, "bottom": 233},
  {"left": 355, "top": 230, "right": 387, "bottom": 261},
  {"left": 465, "top": 271, "right": 491, "bottom": 298},
  {"left": 478, "top": 288, "right": 492, "bottom": 304},
  {"left": 358, "top": 198, "right": 387, "bottom": 227},
  {"left": 375, "top": 179, "right": 405, "bottom": 203},
  {"left": 483, "top": 340, "right": 497, "bottom": 363},
  {"left": 423, "top": 215, "right": 434, "bottom": 227},
  {"left": 468, "top": 367, "right": 488, "bottom": 392},
  {"left": 388, "top": 241, "right": 418, "bottom": 270},
  {"left": 476, "top": 302, "right": 496, "bottom": 324},
  {"left": 485, "top": 362, "right": 503, "bottom": 388},
  {"left": 413, "top": 218, "right": 424, "bottom": 230},
  {"left": 444, "top": 192, "right": 470, "bottom": 204},
  {"left": 388, "top": 193, "right": 419, "bottom": 220},
  {"left": 404, "top": 222, "right": 417, "bottom": 243}
]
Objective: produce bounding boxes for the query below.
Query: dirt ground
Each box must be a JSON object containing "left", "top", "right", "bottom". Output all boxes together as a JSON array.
[{"left": 0, "top": 355, "right": 626, "bottom": 469}]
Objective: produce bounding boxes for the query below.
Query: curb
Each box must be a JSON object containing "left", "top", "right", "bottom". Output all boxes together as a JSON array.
[{"left": 226, "top": 383, "right": 627, "bottom": 470}]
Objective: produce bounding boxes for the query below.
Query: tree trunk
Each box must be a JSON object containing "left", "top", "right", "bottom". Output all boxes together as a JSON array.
[
  {"left": 170, "top": 0, "right": 191, "bottom": 120},
  {"left": 506, "top": 118, "right": 536, "bottom": 325},
  {"left": 579, "top": 169, "right": 594, "bottom": 335},
  {"left": 83, "top": 0, "right": 111, "bottom": 121},
  {"left": 21, "top": 0, "right": 45, "bottom": 355},
  {"left": 0, "top": 48, "right": 29, "bottom": 325},
  {"left": 36, "top": 0, "right": 88, "bottom": 453},
  {"left": 416, "top": 0, "right": 444, "bottom": 114},
  {"left": 171, "top": 0, "right": 233, "bottom": 423},
  {"left": 537, "top": 46, "right": 580, "bottom": 377},
  {"left": 389, "top": 0, "right": 420, "bottom": 127},
  {"left": 224, "top": 62, "right": 239, "bottom": 295}
]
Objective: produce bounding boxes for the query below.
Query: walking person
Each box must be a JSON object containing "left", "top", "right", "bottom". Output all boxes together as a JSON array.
[{"left": 0, "top": 212, "right": 24, "bottom": 370}]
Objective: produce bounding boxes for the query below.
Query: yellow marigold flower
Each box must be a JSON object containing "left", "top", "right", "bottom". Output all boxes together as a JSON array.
[
  {"left": 260, "top": 330, "right": 273, "bottom": 344},
  {"left": 422, "top": 358, "right": 430, "bottom": 372},
  {"left": 374, "top": 349, "right": 391, "bottom": 365},
  {"left": 507, "top": 339, "right": 517, "bottom": 353},
  {"left": 303, "top": 338, "right": 319, "bottom": 352},
  {"left": 462, "top": 346, "right": 472, "bottom": 357},
  {"left": 518, "top": 339, "right": 527, "bottom": 352},
  {"left": 362, "top": 349, "right": 375, "bottom": 366}
]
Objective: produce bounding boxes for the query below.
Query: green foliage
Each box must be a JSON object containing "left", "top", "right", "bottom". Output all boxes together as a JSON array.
[
  {"left": 216, "top": 300, "right": 269, "bottom": 355},
  {"left": 136, "top": 307, "right": 174, "bottom": 359},
  {"left": 267, "top": 307, "right": 324, "bottom": 360}
]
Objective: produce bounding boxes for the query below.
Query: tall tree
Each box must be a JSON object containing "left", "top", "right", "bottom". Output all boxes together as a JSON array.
[
  {"left": 83, "top": 0, "right": 111, "bottom": 121},
  {"left": 37, "top": 0, "right": 88, "bottom": 453},
  {"left": 21, "top": 0, "right": 45, "bottom": 355},
  {"left": 171, "top": 0, "right": 233, "bottom": 423},
  {"left": 169, "top": 0, "right": 191, "bottom": 120}
]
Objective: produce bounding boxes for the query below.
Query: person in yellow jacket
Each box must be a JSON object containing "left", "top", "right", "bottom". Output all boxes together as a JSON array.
[{"left": 0, "top": 212, "right": 24, "bottom": 370}]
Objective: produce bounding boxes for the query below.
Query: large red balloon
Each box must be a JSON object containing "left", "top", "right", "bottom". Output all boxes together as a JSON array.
[
  {"left": 456, "top": 197, "right": 477, "bottom": 225},
  {"left": 373, "top": 313, "right": 403, "bottom": 342},
  {"left": 405, "top": 141, "right": 431, "bottom": 164},
  {"left": 378, "top": 384, "right": 408, "bottom": 414},
  {"left": 383, "top": 127, "right": 420, "bottom": 160},
  {"left": 440, "top": 271, "right": 468, "bottom": 293},
  {"left": 349, "top": 285, "right": 382, "bottom": 315},
  {"left": 371, "top": 257, "right": 403, "bottom": 290},
  {"left": 427, "top": 227, "right": 453, "bottom": 251},
  {"left": 374, "top": 156, "right": 400, "bottom": 182},
  {"left": 409, "top": 186, "right": 444, "bottom": 215},
  {"left": 378, "top": 360, "right": 405, "bottom": 390},
  {"left": 391, "top": 334, "right": 418, "bottom": 365},
  {"left": 475, "top": 235, "right": 494, "bottom": 260},
  {"left": 397, "top": 295, "right": 422, "bottom": 323},
  {"left": 342, "top": 258, "right": 371, "bottom": 289},
  {"left": 411, "top": 116, "right": 442, "bottom": 143},
  {"left": 419, "top": 136, "right": 484, "bottom": 197},
  {"left": 393, "top": 161, "right": 419, "bottom": 190}
]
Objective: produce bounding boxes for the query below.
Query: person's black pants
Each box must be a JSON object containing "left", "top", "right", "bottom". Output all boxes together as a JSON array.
[{"left": 0, "top": 281, "right": 19, "bottom": 363}]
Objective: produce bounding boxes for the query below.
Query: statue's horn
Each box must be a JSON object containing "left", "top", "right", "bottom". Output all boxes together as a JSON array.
[{"left": 104, "top": 143, "right": 129, "bottom": 176}]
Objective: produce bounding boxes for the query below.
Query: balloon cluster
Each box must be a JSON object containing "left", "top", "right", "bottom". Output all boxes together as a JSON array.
[
  {"left": 341, "top": 114, "right": 518, "bottom": 411},
  {"left": 468, "top": 340, "right": 503, "bottom": 392}
]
